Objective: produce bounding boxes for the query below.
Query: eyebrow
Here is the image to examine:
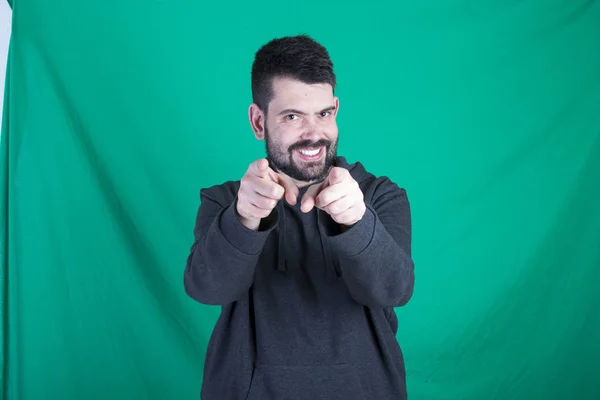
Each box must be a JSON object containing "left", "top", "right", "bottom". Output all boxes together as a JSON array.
[{"left": 277, "top": 105, "right": 336, "bottom": 116}]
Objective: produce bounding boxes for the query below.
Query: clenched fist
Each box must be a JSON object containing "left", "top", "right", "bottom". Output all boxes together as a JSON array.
[
  {"left": 236, "top": 158, "right": 299, "bottom": 230},
  {"left": 300, "top": 167, "right": 366, "bottom": 227}
]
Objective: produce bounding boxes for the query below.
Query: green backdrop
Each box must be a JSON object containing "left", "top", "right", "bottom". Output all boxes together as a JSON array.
[{"left": 2, "top": 0, "right": 600, "bottom": 399}]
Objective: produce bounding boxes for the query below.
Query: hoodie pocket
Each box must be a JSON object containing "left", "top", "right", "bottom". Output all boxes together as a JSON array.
[{"left": 244, "top": 363, "right": 367, "bottom": 400}]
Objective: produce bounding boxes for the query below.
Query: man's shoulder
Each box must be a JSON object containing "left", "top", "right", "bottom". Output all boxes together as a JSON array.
[
  {"left": 199, "top": 180, "right": 241, "bottom": 207},
  {"left": 337, "top": 156, "right": 406, "bottom": 199}
]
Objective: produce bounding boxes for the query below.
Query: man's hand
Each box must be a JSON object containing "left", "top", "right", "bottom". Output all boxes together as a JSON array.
[
  {"left": 300, "top": 167, "right": 366, "bottom": 227},
  {"left": 236, "top": 158, "right": 298, "bottom": 230}
]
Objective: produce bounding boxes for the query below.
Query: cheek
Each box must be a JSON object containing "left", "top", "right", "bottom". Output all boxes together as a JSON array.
[
  {"left": 324, "top": 121, "right": 339, "bottom": 140},
  {"left": 278, "top": 125, "right": 304, "bottom": 143},
  {"left": 270, "top": 129, "right": 297, "bottom": 150}
]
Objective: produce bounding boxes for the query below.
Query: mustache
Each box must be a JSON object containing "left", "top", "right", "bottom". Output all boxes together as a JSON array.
[{"left": 288, "top": 139, "right": 331, "bottom": 152}]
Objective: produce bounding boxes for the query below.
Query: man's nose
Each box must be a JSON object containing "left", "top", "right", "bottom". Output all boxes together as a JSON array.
[{"left": 300, "top": 118, "right": 321, "bottom": 141}]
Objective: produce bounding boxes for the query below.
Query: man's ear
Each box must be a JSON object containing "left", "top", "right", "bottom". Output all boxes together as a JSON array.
[
  {"left": 333, "top": 96, "right": 340, "bottom": 117},
  {"left": 248, "top": 103, "right": 266, "bottom": 140}
]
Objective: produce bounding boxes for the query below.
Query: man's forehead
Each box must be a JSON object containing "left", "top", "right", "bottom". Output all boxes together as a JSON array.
[
  {"left": 269, "top": 77, "right": 334, "bottom": 114},
  {"left": 271, "top": 76, "right": 333, "bottom": 94}
]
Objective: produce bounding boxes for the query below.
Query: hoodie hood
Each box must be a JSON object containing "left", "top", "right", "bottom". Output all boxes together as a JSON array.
[{"left": 273, "top": 156, "right": 372, "bottom": 278}]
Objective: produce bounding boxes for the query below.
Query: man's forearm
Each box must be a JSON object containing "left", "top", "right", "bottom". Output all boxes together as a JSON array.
[
  {"left": 326, "top": 206, "right": 414, "bottom": 308},
  {"left": 184, "top": 193, "right": 277, "bottom": 305}
]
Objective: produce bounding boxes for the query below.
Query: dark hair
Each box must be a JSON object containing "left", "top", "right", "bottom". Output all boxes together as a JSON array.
[{"left": 251, "top": 34, "right": 336, "bottom": 113}]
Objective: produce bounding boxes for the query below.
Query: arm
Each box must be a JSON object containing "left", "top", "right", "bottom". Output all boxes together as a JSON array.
[
  {"left": 183, "top": 189, "right": 278, "bottom": 305},
  {"left": 324, "top": 181, "right": 414, "bottom": 308}
]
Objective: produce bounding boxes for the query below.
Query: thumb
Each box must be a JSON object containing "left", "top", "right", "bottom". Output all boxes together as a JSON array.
[
  {"left": 328, "top": 167, "right": 346, "bottom": 185},
  {"left": 257, "top": 158, "right": 269, "bottom": 171},
  {"left": 252, "top": 158, "right": 270, "bottom": 177},
  {"left": 300, "top": 183, "right": 323, "bottom": 213}
]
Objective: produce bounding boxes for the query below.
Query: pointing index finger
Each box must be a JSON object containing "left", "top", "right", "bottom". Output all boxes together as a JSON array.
[
  {"left": 277, "top": 173, "right": 299, "bottom": 205},
  {"left": 300, "top": 182, "right": 324, "bottom": 213}
]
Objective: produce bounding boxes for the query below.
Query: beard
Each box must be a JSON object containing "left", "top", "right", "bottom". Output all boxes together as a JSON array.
[{"left": 265, "top": 127, "right": 338, "bottom": 182}]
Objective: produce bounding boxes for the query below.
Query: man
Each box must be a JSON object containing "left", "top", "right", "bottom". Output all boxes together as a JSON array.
[{"left": 184, "top": 34, "right": 414, "bottom": 400}]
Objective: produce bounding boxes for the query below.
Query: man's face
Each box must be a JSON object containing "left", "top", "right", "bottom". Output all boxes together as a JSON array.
[{"left": 263, "top": 77, "right": 339, "bottom": 185}]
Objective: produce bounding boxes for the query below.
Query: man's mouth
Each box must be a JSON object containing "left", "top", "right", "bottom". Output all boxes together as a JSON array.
[
  {"left": 299, "top": 148, "right": 321, "bottom": 157},
  {"left": 295, "top": 146, "right": 325, "bottom": 161}
]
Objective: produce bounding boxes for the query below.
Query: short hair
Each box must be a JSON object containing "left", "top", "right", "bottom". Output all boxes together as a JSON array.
[{"left": 251, "top": 34, "right": 336, "bottom": 113}]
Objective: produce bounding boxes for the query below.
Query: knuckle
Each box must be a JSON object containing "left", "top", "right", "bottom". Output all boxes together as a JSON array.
[
  {"left": 271, "top": 187, "right": 283, "bottom": 199},
  {"left": 260, "top": 199, "right": 275, "bottom": 210}
]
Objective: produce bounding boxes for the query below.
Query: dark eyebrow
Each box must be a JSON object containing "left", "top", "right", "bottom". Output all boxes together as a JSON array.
[
  {"left": 277, "top": 106, "right": 335, "bottom": 116},
  {"left": 278, "top": 108, "right": 306, "bottom": 116},
  {"left": 319, "top": 106, "right": 336, "bottom": 114}
]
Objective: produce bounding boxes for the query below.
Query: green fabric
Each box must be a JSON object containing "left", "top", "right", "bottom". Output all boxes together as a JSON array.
[{"left": 2, "top": 1, "right": 600, "bottom": 399}]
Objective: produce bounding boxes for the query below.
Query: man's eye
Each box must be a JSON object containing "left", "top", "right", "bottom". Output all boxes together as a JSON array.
[
  {"left": 286, "top": 114, "right": 298, "bottom": 120},
  {"left": 321, "top": 111, "right": 330, "bottom": 118}
]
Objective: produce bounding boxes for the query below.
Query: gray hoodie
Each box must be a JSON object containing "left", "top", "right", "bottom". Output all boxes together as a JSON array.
[{"left": 184, "top": 156, "right": 415, "bottom": 400}]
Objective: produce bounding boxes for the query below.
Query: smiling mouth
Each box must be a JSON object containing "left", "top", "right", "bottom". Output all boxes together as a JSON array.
[
  {"left": 295, "top": 146, "right": 325, "bottom": 161},
  {"left": 299, "top": 148, "right": 321, "bottom": 156}
]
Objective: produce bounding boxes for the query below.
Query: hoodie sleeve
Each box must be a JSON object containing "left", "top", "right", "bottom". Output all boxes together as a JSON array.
[
  {"left": 184, "top": 188, "right": 278, "bottom": 305},
  {"left": 324, "top": 179, "right": 414, "bottom": 308}
]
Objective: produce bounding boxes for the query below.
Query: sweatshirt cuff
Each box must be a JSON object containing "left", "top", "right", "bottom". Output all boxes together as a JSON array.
[
  {"left": 325, "top": 205, "right": 376, "bottom": 257},
  {"left": 220, "top": 201, "right": 278, "bottom": 255}
]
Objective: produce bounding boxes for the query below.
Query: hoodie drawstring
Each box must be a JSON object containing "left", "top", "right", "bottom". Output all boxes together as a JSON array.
[
  {"left": 276, "top": 201, "right": 287, "bottom": 272},
  {"left": 317, "top": 210, "right": 341, "bottom": 279}
]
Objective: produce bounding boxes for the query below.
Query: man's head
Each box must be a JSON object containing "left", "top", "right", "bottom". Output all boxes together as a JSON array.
[{"left": 248, "top": 35, "right": 339, "bottom": 186}]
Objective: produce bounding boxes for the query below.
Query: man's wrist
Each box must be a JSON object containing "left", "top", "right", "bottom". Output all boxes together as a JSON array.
[
  {"left": 234, "top": 207, "right": 261, "bottom": 231},
  {"left": 339, "top": 204, "right": 366, "bottom": 232}
]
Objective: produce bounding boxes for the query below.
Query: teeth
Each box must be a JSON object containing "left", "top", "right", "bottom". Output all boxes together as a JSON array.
[{"left": 299, "top": 148, "right": 320, "bottom": 156}]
